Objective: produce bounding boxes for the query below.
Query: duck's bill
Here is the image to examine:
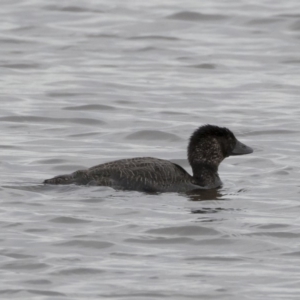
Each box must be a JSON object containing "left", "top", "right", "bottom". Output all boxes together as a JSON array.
[{"left": 231, "top": 139, "right": 253, "bottom": 155}]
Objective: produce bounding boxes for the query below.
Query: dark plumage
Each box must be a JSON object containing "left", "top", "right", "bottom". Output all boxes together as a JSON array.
[{"left": 44, "top": 125, "right": 253, "bottom": 192}]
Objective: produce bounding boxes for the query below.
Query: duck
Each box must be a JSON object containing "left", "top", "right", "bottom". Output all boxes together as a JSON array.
[{"left": 44, "top": 125, "right": 253, "bottom": 192}]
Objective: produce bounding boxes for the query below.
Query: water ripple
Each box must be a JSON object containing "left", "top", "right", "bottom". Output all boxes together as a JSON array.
[{"left": 167, "top": 11, "right": 228, "bottom": 22}]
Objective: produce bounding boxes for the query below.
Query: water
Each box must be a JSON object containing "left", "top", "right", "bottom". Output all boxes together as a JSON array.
[{"left": 1, "top": 0, "right": 300, "bottom": 299}]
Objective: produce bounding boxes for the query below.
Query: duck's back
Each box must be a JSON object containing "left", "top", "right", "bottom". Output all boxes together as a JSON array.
[{"left": 44, "top": 157, "right": 199, "bottom": 192}]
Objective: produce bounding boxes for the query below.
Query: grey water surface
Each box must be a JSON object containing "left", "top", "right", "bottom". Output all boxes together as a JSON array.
[{"left": 1, "top": 0, "right": 300, "bottom": 299}]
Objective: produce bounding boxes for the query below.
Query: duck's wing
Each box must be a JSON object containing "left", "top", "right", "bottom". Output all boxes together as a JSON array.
[{"left": 88, "top": 157, "right": 193, "bottom": 192}]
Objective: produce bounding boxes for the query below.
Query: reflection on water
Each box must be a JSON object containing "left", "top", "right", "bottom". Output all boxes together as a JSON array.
[
  {"left": 191, "top": 207, "right": 226, "bottom": 214},
  {"left": 185, "top": 187, "right": 224, "bottom": 201}
]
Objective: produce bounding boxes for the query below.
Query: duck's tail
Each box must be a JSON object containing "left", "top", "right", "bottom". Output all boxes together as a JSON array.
[
  {"left": 44, "top": 170, "right": 90, "bottom": 185},
  {"left": 44, "top": 174, "right": 75, "bottom": 185}
]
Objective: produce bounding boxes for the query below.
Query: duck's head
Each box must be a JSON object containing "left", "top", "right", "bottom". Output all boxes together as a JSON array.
[{"left": 188, "top": 125, "right": 253, "bottom": 170}]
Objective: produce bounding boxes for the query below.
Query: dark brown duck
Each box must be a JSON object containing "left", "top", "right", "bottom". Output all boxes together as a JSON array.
[{"left": 44, "top": 125, "right": 253, "bottom": 192}]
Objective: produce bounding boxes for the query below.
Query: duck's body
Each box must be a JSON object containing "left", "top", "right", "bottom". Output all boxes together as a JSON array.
[
  {"left": 44, "top": 125, "right": 253, "bottom": 192},
  {"left": 45, "top": 157, "right": 203, "bottom": 192}
]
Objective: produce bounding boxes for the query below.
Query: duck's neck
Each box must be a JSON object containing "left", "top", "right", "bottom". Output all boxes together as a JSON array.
[{"left": 191, "top": 162, "right": 221, "bottom": 188}]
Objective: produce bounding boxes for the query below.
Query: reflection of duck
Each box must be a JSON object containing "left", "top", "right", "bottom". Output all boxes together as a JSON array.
[
  {"left": 186, "top": 188, "right": 224, "bottom": 201},
  {"left": 44, "top": 125, "right": 253, "bottom": 193}
]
